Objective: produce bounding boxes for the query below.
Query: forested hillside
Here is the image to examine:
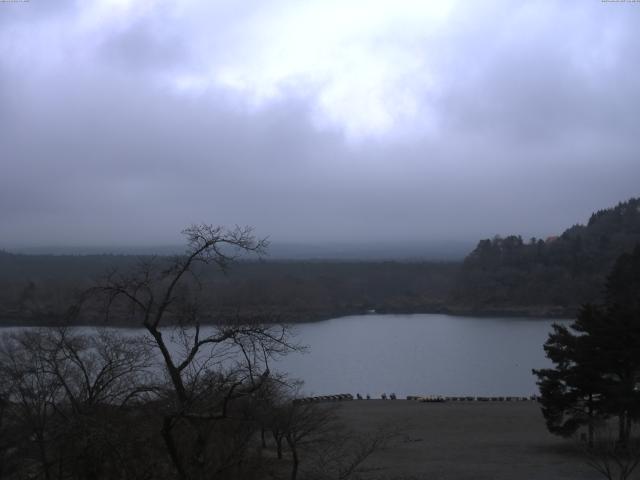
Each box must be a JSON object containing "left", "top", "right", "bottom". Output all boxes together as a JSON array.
[
  {"left": 452, "top": 198, "right": 640, "bottom": 315},
  {"left": 0, "top": 253, "right": 458, "bottom": 326},
  {"left": 2, "top": 197, "right": 639, "bottom": 325}
]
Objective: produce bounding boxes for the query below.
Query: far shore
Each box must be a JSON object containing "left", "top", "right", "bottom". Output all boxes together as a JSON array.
[{"left": 0, "top": 306, "right": 575, "bottom": 328}]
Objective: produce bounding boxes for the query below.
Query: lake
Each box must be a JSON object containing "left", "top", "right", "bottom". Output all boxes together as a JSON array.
[
  {"left": 278, "top": 314, "right": 568, "bottom": 397},
  {"left": 277, "top": 314, "right": 566, "bottom": 397},
  {"left": 1, "top": 314, "right": 567, "bottom": 398}
]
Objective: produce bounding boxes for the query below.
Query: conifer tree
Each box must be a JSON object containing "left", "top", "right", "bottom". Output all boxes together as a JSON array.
[{"left": 534, "top": 246, "right": 640, "bottom": 447}]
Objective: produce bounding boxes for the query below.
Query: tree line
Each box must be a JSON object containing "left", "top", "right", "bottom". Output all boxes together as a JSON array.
[
  {"left": 3, "top": 197, "right": 640, "bottom": 325},
  {"left": 0, "top": 239, "right": 612, "bottom": 326},
  {"left": 0, "top": 253, "right": 458, "bottom": 327},
  {"left": 454, "top": 197, "right": 640, "bottom": 313}
]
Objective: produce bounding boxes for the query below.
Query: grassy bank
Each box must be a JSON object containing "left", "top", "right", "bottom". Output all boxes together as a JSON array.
[{"left": 333, "top": 400, "right": 599, "bottom": 479}]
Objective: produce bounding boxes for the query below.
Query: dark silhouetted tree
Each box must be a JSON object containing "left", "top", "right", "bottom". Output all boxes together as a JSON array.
[
  {"left": 534, "top": 245, "right": 640, "bottom": 448},
  {"left": 92, "top": 224, "right": 299, "bottom": 479}
]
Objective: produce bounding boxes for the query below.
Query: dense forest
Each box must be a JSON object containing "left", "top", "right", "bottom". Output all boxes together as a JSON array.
[
  {"left": 0, "top": 255, "right": 458, "bottom": 326},
  {"left": 1, "top": 197, "right": 639, "bottom": 325},
  {"left": 453, "top": 197, "right": 640, "bottom": 316}
]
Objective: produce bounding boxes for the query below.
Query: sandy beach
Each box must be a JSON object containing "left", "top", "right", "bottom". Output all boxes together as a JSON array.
[{"left": 335, "top": 400, "right": 600, "bottom": 480}]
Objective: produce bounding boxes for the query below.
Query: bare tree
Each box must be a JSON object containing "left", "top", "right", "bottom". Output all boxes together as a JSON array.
[
  {"left": 582, "top": 428, "right": 640, "bottom": 480},
  {"left": 283, "top": 401, "right": 338, "bottom": 480},
  {"left": 262, "top": 394, "right": 398, "bottom": 480},
  {"left": 0, "top": 331, "right": 62, "bottom": 480},
  {"left": 91, "top": 224, "right": 300, "bottom": 479},
  {"left": 0, "top": 327, "right": 157, "bottom": 480},
  {"left": 305, "top": 423, "right": 399, "bottom": 480},
  {"left": 1, "top": 224, "right": 395, "bottom": 479}
]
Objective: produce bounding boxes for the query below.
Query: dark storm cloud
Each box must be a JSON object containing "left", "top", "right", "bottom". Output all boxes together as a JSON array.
[{"left": 1, "top": 0, "right": 639, "bottom": 249}]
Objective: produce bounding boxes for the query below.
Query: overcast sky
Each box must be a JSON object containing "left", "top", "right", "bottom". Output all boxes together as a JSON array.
[{"left": 1, "top": 0, "right": 639, "bottom": 249}]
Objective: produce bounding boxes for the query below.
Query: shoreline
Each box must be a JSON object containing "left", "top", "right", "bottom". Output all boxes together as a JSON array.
[{"left": 0, "top": 306, "right": 575, "bottom": 328}]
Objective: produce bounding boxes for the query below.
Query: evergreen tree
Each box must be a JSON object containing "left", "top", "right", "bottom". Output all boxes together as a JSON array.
[
  {"left": 534, "top": 246, "right": 640, "bottom": 447},
  {"left": 533, "top": 304, "right": 607, "bottom": 446},
  {"left": 599, "top": 246, "right": 640, "bottom": 445}
]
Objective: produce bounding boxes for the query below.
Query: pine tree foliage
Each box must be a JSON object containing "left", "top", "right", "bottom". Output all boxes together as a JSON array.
[{"left": 533, "top": 246, "right": 640, "bottom": 446}]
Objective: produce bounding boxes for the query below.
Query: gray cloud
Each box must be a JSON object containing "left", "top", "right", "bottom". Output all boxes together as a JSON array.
[{"left": 1, "top": 0, "right": 639, "bottom": 250}]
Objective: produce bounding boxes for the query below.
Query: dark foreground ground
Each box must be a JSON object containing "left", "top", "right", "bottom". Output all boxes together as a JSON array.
[{"left": 335, "top": 400, "right": 600, "bottom": 480}]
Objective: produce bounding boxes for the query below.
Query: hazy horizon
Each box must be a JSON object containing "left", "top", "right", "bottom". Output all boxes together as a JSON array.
[
  {"left": 1, "top": 194, "right": 629, "bottom": 257},
  {"left": 3, "top": 238, "right": 475, "bottom": 260}
]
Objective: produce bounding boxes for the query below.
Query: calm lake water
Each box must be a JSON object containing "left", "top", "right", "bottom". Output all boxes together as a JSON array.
[
  {"left": 278, "top": 314, "right": 566, "bottom": 397},
  {"left": 1, "top": 314, "right": 567, "bottom": 397}
]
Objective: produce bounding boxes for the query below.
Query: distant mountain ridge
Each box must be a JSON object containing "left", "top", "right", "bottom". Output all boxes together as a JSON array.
[{"left": 453, "top": 197, "right": 640, "bottom": 314}]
